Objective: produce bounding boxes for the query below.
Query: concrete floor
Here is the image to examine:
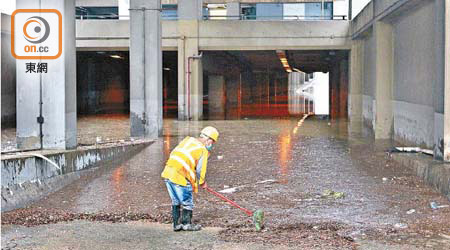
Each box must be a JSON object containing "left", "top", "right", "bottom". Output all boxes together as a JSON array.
[{"left": 2, "top": 117, "right": 450, "bottom": 249}]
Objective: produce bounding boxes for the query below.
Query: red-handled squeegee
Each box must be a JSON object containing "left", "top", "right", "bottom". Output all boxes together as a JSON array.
[{"left": 204, "top": 186, "right": 264, "bottom": 231}]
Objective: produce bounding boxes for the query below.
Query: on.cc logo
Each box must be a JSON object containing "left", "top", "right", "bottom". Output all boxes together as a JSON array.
[{"left": 23, "top": 16, "right": 50, "bottom": 44}]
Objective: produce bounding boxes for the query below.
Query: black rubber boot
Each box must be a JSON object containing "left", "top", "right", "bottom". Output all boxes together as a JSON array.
[
  {"left": 172, "top": 205, "right": 182, "bottom": 231},
  {"left": 181, "top": 209, "right": 202, "bottom": 231}
]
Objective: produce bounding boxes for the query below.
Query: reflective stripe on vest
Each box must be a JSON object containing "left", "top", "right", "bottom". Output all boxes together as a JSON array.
[
  {"left": 170, "top": 155, "right": 196, "bottom": 180},
  {"left": 173, "top": 146, "right": 203, "bottom": 166}
]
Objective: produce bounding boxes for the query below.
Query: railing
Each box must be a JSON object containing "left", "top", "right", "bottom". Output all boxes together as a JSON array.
[
  {"left": 203, "top": 15, "right": 347, "bottom": 20},
  {"left": 75, "top": 14, "right": 347, "bottom": 21},
  {"left": 76, "top": 14, "right": 178, "bottom": 20}
]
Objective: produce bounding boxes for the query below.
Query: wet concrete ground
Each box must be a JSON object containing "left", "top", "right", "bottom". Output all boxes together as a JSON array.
[{"left": 2, "top": 117, "right": 450, "bottom": 249}]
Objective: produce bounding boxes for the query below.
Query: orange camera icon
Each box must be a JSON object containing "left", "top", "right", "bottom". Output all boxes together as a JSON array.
[{"left": 11, "top": 9, "right": 62, "bottom": 60}]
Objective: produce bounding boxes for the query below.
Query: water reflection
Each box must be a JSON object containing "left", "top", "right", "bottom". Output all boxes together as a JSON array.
[{"left": 111, "top": 166, "right": 124, "bottom": 202}]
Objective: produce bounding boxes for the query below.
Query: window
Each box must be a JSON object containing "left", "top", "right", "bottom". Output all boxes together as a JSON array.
[
  {"left": 76, "top": 7, "right": 119, "bottom": 19},
  {"left": 162, "top": 4, "right": 177, "bottom": 20},
  {"left": 241, "top": 4, "right": 256, "bottom": 20}
]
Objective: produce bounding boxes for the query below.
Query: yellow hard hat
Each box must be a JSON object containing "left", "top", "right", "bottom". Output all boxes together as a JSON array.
[{"left": 201, "top": 126, "right": 219, "bottom": 142}]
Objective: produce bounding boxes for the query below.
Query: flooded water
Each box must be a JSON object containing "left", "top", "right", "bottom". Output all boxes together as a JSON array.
[{"left": 2, "top": 117, "right": 450, "bottom": 249}]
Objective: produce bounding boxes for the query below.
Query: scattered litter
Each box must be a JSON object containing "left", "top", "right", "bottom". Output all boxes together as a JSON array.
[
  {"left": 217, "top": 155, "right": 224, "bottom": 160},
  {"left": 430, "top": 201, "right": 449, "bottom": 210},
  {"left": 96, "top": 137, "right": 102, "bottom": 143},
  {"left": 439, "top": 234, "right": 450, "bottom": 240},
  {"left": 382, "top": 177, "right": 388, "bottom": 182},
  {"left": 389, "top": 147, "right": 434, "bottom": 156},
  {"left": 322, "top": 189, "right": 345, "bottom": 199},
  {"left": 328, "top": 123, "right": 331, "bottom": 126},
  {"left": 217, "top": 179, "right": 277, "bottom": 194},
  {"left": 406, "top": 209, "right": 416, "bottom": 215},
  {"left": 248, "top": 141, "right": 269, "bottom": 144},
  {"left": 256, "top": 179, "right": 277, "bottom": 185},
  {"left": 219, "top": 187, "right": 238, "bottom": 194},
  {"left": 394, "top": 223, "right": 408, "bottom": 229}
]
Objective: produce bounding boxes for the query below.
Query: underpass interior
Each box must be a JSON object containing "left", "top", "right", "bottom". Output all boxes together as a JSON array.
[
  {"left": 202, "top": 50, "right": 349, "bottom": 120},
  {"left": 75, "top": 49, "right": 349, "bottom": 123},
  {"left": 1, "top": 50, "right": 349, "bottom": 150},
  {"left": 74, "top": 51, "right": 178, "bottom": 145}
]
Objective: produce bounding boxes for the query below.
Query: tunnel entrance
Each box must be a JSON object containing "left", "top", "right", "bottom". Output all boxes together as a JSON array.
[
  {"left": 202, "top": 50, "right": 348, "bottom": 120},
  {"left": 75, "top": 51, "right": 178, "bottom": 144}
]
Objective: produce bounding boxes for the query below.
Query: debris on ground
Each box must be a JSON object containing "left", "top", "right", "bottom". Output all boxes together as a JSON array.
[
  {"left": 218, "top": 179, "right": 277, "bottom": 194},
  {"left": 217, "top": 155, "right": 224, "bottom": 160},
  {"left": 219, "top": 222, "right": 356, "bottom": 249},
  {"left": 388, "top": 147, "right": 434, "bottom": 156},
  {"left": 218, "top": 187, "right": 238, "bottom": 194},
  {"left": 430, "top": 201, "right": 449, "bottom": 210},
  {"left": 406, "top": 209, "right": 416, "bottom": 215},
  {"left": 256, "top": 179, "right": 277, "bottom": 185},
  {"left": 322, "top": 189, "right": 345, "bottom": 199},
  {"left": 1, "top": 208, "right": 171, "bottom": 227},
  {"left": 394, "top": 223, "right": 408, "bottom": 229}
]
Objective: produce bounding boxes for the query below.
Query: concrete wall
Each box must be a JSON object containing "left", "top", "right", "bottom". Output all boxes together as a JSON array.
[
  {"left": 1, "top": 141, "right": 150, "bottom": 211},
  {"left": 76, "top": 19, "right": 351, "bottom": 51},
  {"left": 351, "top": 0, "right": 447, "bottom": 156},
  {"left": 1, "top": 14, "right": 16, "bottom": 127},
  {"left": 392, "top": 0, "right": 436, "bottom": 147}
]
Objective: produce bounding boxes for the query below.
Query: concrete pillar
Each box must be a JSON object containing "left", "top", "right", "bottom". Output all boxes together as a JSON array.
[
  {"left": 227, "top": 2, "right": 240, "bottom": 20},
  {"left": 208, "top": 75, "right": 226, "bottom": 120},
  {"left": 433, "top": 0, "right": 446, "bottom": 160},
  {"left": 15, "top": 0, "right": 76, "bottom": 149},
  {"left": 129, "top": 0, "right": 162, "bottom": 138},
  {"left": 339, "top": 59, "right": 349, "bottom": 118},
  {"left": 329, "top": 63, "right": 340, "bottom": 119},
  {"left": 225, "top": 76, "right": 239, "bottom": 119},
  {"left": 178, "top": 0, "right": 203, "bottom": 120},
  {"left": 374, "top": 21, "right": 393, "bottom": 139},
  {"left": 349, "top": 40, "right": 363, "bottom": 123},
  {"left": 444, "top": 0, "right": 450, "bottom": 161}
]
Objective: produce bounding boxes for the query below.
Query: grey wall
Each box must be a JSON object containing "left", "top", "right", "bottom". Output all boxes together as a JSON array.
[
  {"left": 391, "top": 0, "right": 437, "bottom": 147},
  {"left": 353, "top": 0, "right": 444, "bottom": 149},
  {"left": 362, "top": 31, "right": 375, "bottom": 127},
  {"left": 393, "top": 1, "right": 435, "bottom": 107},
  {"left": 1, "top": 14, "right": 16, "bottom": 127}
]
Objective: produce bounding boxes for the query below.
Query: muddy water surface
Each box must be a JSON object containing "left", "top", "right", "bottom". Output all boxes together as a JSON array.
[{"left": 2, "top": 117, "right": 450, "bottom": 249}]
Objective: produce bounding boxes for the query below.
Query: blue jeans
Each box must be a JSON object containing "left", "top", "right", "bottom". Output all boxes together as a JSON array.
[{"left": 165, "top": 179, "right": 194, "bottom": 210}]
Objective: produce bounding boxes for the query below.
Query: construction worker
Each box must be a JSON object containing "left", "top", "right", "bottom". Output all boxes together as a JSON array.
[{"left": 161, "top": 126, "right": 219, "bottom": 231}]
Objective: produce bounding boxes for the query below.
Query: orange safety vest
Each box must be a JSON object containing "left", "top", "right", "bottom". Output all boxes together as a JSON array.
[{"left": 161, "top": 136, "right": 209, "bottom": 193}]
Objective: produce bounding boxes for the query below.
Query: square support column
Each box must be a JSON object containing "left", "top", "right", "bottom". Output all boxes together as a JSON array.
[
  {"left": 349, "top": 40, "right": 363, "bottom": 123},
  {"left": 16, "top": 0, "right": 76, "bottom": 149},
  {"left": 129, "top": 0, "right": 162, "bottom": 138},
  {"left": 444, "top": 0, "right": 450, "bottom": 161},
  {"left": 339, "top": 59, "right": 349, "bottom": 118},
  {"left": 208, "top": 75, "right": 226, "bottom": 120},
  {"left": 177, "top": 0, "right": 203, "bottom": 120},
  {"left": 374, "top": 21, "right": 394, "bottom": 139}
]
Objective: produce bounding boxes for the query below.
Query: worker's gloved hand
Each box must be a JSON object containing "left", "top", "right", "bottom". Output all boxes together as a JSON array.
[{"left": 200, "top": 182, "right": 208, "bottom": 189}]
